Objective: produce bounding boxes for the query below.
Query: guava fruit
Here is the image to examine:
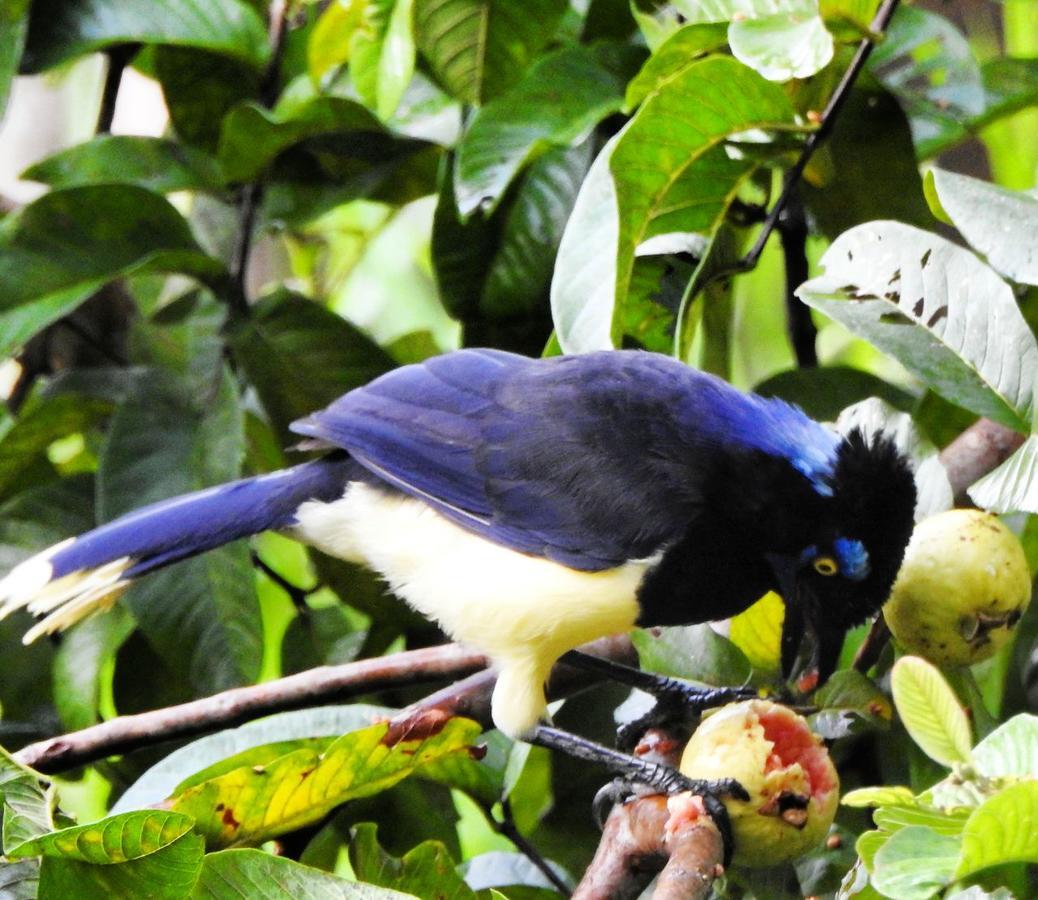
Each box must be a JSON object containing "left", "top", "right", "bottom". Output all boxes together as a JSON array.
[
  {"left": 883, "top": 510, "right": 1031, "bottom": 667},
  {"left": 674, "top": 699, "right": 838, "bottom": 867}
]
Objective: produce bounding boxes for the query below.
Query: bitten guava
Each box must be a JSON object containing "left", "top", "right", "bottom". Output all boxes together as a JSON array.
[
  {"left": 883, "top": 510, "right": 1031, "bottom": 667},
  {"left": 674, "top": 699, "right": 838, "bottom": 867}
]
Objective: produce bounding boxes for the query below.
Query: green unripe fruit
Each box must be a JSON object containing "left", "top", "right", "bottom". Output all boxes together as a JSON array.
[
  {"left": 883, "top": 510, "right": 1032, "bottom": 667},
  {"left": 677, "top": 699, "right": 838, "bottom": 867}
]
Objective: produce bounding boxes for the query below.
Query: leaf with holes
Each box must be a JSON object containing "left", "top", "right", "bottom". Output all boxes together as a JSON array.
[
  {"left": 890, "top": 656, "right": 971, "bottom": 767},
  {"left": 797, "top": 221, "right": 1038, "bottom": 432}
]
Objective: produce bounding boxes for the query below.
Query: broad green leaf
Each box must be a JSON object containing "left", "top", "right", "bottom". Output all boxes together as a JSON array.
[
  {"left": 929, "top": 168, "right": 1038, "bottom": 287},
  {"left": 23, "top": 136, "right": 224, "bottom": 194},
  {"left": 855, "top": 828, "right": 888, "bottom": 871},
  {"left": 351, "top": 0, "right": 418, "bottom": 120},
  {"left": 624, "top": 23, "right": 728, "bottom": 111},
  {"left": 99, "top": 368, "right": 262, "bottom": 694},
  {"left": 114, "top": 705, "right": 393, "bottom": 813},
  {"left": 0, "top": 285, "right": 99, "bottom": 360},
  {"left": 229, "top": 289, "right": 395, "bottom": 445},
  {"left": 810, "top": 669, "right": 892, "bottom": 740},
  {"left": 218, "top": 97, "right": 385, "bottom": 183},
  {"left": 455, "top": 44, "right": 639, "bottom": 215},
  {"left": 349, "top": 822, "right": 474, "bottom": 899},
  {"left": 754, "top": 366, "right": 914, "bottom": 422},
  {"left": 970, "top": 713, "right": 1038, "bottom": 780},
  {"left": 0, "top": 0, "right": 29, "bottom": 119},
  {"left": 9, "top": 810, "right": 193, "bottom": 862},
  {"left": 632, "top": 624, "right": 752, "bottom": 686},
  {"left": 798, "top": 221, "right": 1038, "bottom": 432},
  {"left": 170, "top": 716, "right": 482, "bottom": 847},
  {"left": 195, "top": 848, "right": 418, "bottom": 898},
  {"left": 957, "top": 781, "right": 1038, "bottom": 878},
  {"left": 22, "top": 0, "right": 269, "bottom": 72},
  {"left": 968, "top": 435, "right": 1038, "bottom": 515},
  {"left": 0, "top": 186, "right": 225, "bottom": 314},
  {"left": 35, "top": 832, "right": 204, "bottom": 900},
  {"left": 873, "top": 804, "right": 970, "bottom": 836},
  {"left": 890, "top": 656, "right": 971, "bottom": 767},
  {"left": 0, "top": 393, "right": 113, "bottom": 504},
  {"left": 728, "top": 590, "right": 783, "bottom": 674},
  {"left": 0, "top": 746, "right": 55, "bottom": 854},
  {"left": 868, "top": 6, "right": 983, "bottom": 159},
  {"left": 671, "top": 1, "right": 833, "bottom": 81},
  {"left": 870, "top": 825, "right": 960, "bottom": 899},
  {"left": 609, "top": 56, "right": 794, "bottom": 339},
  {"left": 842, "top": 785, "right": 916, "bottom": 808},
  {"left": 414, "top": 0, "right": 567, "bottom": 104}
]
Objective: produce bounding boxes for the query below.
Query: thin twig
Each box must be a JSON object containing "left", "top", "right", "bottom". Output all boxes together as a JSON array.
[
  {"left": 778, "top": 185, "right": 816, "bottom": 368},
  {"left": 95, "top": 45, "right": 137, "bottom": 134},
  {"left": 497, "top": 798, "right": 572, "bottom": 896},
  {"left": 251, "top": 550, "right": 317, "bottom": 613}
]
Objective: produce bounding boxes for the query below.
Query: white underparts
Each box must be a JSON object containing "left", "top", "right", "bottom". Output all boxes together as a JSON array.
[
  {"left": 292, "top": 484, "right": 648, "bottom": 738},
  {"left": 0, "top": 541, "right": 133, "bottom": 643}
]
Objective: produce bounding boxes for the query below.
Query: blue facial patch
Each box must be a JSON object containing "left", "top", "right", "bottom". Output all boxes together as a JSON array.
[{"left": 834, "top": 537, "right": 870, "bottom": 581}]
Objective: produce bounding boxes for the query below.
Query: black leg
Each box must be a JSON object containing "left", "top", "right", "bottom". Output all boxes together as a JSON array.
[{"left": 528, "top": 724, "right": 747, "bottom": 865}]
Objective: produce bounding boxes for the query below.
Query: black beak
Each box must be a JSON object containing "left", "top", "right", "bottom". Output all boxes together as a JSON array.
[{"left": 772, "top": 562, "right": 845, "bottom": 695}]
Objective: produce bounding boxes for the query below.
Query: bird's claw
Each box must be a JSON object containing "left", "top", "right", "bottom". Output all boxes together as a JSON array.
[{"left": 592, "top": 777, "right": 635, "bottom": 829}]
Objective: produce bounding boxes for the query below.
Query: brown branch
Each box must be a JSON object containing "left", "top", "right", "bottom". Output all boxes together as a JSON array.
[
  {"left": 16, "top": 644, "right": 487, "bottom": 773},
  {"left": 938, "top": 417, "right": 1025, "bottom": 503}
]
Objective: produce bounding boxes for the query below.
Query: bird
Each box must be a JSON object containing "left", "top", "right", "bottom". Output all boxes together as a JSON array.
[{"left": 0, "top": 349, "right": 916, "bottom": 743}]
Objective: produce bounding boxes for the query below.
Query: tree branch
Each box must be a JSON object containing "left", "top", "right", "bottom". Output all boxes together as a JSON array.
[
  {"left": 95, "top": 45, "right": 137, "bottom": 135},
  {"left": 778, "top": 185, "right": 816, "bottom": 368},
  {"left": 938, "top": 417, "right": 1025, "bottom": 503}
]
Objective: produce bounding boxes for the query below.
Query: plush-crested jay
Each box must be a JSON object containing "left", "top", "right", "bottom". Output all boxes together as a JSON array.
[{"left": 0, "top": 349, "right": 915, "bottom": 804}]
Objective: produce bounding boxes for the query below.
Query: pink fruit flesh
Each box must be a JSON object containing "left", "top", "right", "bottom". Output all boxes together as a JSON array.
[{"left": 758, "top": 707, "right": 834, "bottom": 804}]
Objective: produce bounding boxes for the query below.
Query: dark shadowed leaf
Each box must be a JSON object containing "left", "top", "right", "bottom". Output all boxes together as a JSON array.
[
  {"left": 0, "top": 186, "right": 225, "bottom": 313},
  {"left": 195, "top": 848, "right": 418, "bottom": 898},
  {"left": 754, "top": 365, "right": 914, "bottom": 421},
  {"left": 414, "top": 0, "right": 567, "bottom": 104},
  {"left": 350, "top": 822, "right": 474, "bottom": 899},
  {"left": 22, "top": 0, "right": 269, "bottom": 72},
  {"left": 0, "top": 0, "right": 29, "bottom": 119},
  {"left": 455, "top": 44, "right": 641, "bottom": 215},
  {"left": 632, "top": 625, "right": 752, "bottom": 686},
  {"left": 798, "top": 221, "right": 1038, "bottom": 432},
  {"left": 810, "top": 670, "right": 892, "bottom": 740},
  {"left": 23, "top": 136, "right": 224, "bottom": 194},
  {"left": 229, "top": 289, "right": 395, "bottom": 444}
]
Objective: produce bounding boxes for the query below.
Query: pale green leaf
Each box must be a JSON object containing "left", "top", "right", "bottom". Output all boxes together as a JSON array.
[
  {"left": 873, "top": 804, "right": 970, "bottom": 836},
  {"left": 728, "top": 590, "right": 783, "bottom": 674},
  {"left": 968, "top": 434, "right": 1038, "bottom": 514},
  {"left": 798, "top": 221, "right": 1038, "bottom": 432},
  {"left": 842, "top": 786, "right": 916, "bottom": 808},
  {"left": 970, "top": 713, "right": 1038, "bottom": 780},
  {"left": 957, "top": 781, "right": 1038, "bottom": 878},
  {"left": 891, "top": 656, "right": 971, "bottom": 767},
  {"left": 870, "top": 825, "right": 960, "bottom": 900},
  {"left": 352, "top": 0, "right": 418, "bottom": 120},
  {"left": 929, "top": 168, "right": 1038, "bottom": 287},
  {"left": 729, "top": 7, "right": 833, "bottom": 82}
]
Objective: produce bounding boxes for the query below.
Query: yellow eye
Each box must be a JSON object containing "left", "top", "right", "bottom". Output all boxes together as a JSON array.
[{"left": 813, "top": 556, "right": 838, "bottom": 576}]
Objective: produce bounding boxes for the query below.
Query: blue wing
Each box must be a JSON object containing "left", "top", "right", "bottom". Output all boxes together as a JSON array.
[{"left": 290, "top": 350, "right": 839, "bottom": 570}]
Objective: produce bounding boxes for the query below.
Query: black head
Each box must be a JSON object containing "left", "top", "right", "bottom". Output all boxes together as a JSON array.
[{"left": 771, "top": 428, "right": 917, "bottom": 688}]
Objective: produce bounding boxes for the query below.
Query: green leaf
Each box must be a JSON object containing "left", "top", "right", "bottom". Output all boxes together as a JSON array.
[
  {"left": 0, "top": 186, "right": 225, "bottom": 314},
  {"left": 727, "top": 590, "right": 783, "bottom": 674},
  {"left": 98, "top": 369, "right": 262, "bottom": 694},
  {"left": 968, "top": 434, "right": 1038, "bottom": 515},
  {"left": 195, "top": 848, "right": 419, "bottom": 899},
  {"left": 873, "top": 804, "right": 970, "bottom": 836},
  {"left": 308, "top": 0, "right": 367, "bottom": 82},
  {"left": 624, "top": 23, "right": 730, "bottom": 110},
  {"left": 0, "top": 285, "right": 100, "bottom": 360},
  {"left": 22, "top": 0, "right": 269, "bottom": 72},
  {"left": 890, "top": 656, "right": 972, "bottom": 767},
  {"left": 957, "top": 781, "right": 1038, "bottom": 878},
  {"left": 0, "top": 0, "right": 29, "bottom": 119},
  {"left": 868, "top": 6, "right": 983, "bottom": 159},
  {"left": 870, "top": 825, "right": 960, "bottom": 899},
  {"left": 169, "top": 716, "right": 483, "bottom": 847},
  {"left": 0, "top": 746, "right": 55, "bottom": 854},
  {"left": 970, "top": 713, "right": 1038, "bottom": 780},
  {"left": 455, "top": 44, "right": 640, "bottom": 215},
  {"left": 929, "top": 168, "right": 1038, "bottom": 287},
  {"left": 9, "top": 810, "right": 193, "bottom": 862},
  {"left": 414, "top": 0, "right": 568, "bottom": 104},
  {"left": 754, "top": 365, "right": 915, "bottom": 422},
  {"left": 23, "top": 136, "right": 224, "bottom": 194},
  {"left": 349, "top": 822, "right": 474, "bottom": 899},
  {"left": 36, "top": 832, "right": 204, "bottom": 900},
  {"left": 218, "top": 97, "right": 386, "bottom": 183},
  {"left": 855, "top": 827, "right": 888, "bottom": 871},
  {"left": 842, "top": 785, "right": 916, "bottom": 808},
  {"left": 229, "top": 289, "right": 395, "bottom": 445},
  {"left": 797, "top": 221, "right": 1038, "bottom": 433},
  {"left": 352, "top": 0, "right": 418, "bottom": 120},
  {"left": 0, "top": 857, "right": 39, "bottom": 899},
  {"left": 113, "top": 705, "right": 394, "bottom": 813},
  {"left": 632, "top": 624, "right": 752, "bottom": 686},
  {"left": 810, "top": 669, "right": 892, "bottom": 740}
]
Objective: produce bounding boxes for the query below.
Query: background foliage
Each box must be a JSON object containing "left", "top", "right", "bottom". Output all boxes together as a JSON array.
[{"left": 2, "top": 0, "right": 1038, "bottom": 897}]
